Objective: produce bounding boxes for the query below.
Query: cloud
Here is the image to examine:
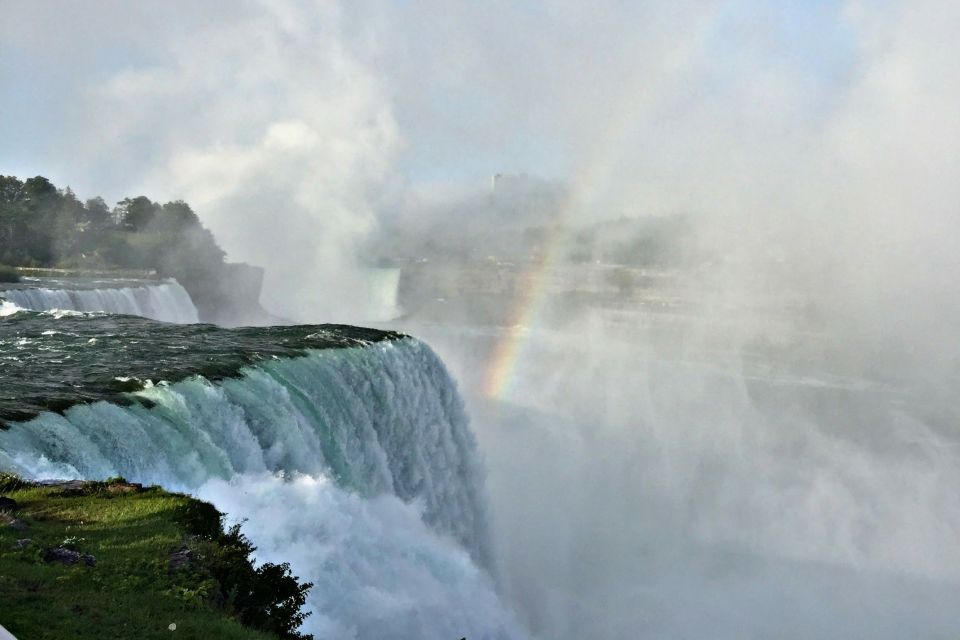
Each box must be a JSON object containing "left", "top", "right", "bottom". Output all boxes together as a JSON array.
[
  {"left": 54, "top": 1, "right": 401, "bottom": 320},
  {"left": 6, "top": 2, "right": 960, "bottom": 637},
  {"left": 2, "top": 0, "right": 958, "bottom": 339}
]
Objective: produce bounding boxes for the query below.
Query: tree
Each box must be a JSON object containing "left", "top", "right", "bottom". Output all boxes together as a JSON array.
[
  {"left": 159, "top": 200, "right": 202, "bottom": 231},
  {"left": 51, "top": 187, "right": 86, "bottom": 261},
  {"left": 0, "top": 175, "right": 22, "bottom": 203},
  {"left": 115, "top": 195, "right": 160, "bottom": 232},
  {"left": 17, "top": 176, "right": 61, "bottom": 265},
  {"left": 0, "top": 176, "right": 25, "bottom": 262},
  {"left": 83, "top": 196, "right": 112, "bottom": 230},
  {"left": 0, "top": 175, "right": 233, "bottom": 301}
]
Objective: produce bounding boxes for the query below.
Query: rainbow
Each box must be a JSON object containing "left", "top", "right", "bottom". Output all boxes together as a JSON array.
[
  {"left": 481, "top": 159, "right": 612, "bottom": 399},
  {"left": 481, "top": 221, "right": 566, "bottom": 398},
  {"left": 478, "top": 44, "right": 703, "bottom": 398}
]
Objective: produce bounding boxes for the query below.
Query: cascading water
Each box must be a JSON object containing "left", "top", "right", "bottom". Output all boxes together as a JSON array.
[
  {"left": 0, "top": 280, "right": 198, "bottom": 323},
  {"left": 0, "top": 334, "right": 524, "bottom": 639}
]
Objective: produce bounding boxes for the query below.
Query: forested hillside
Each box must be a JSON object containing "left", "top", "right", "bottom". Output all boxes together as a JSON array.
[
  {"left": 0, "top": 175, "right": 225, "bottom": 279},
  {"left": 0, "top": 176, "right": 268, "bottom": 323}
]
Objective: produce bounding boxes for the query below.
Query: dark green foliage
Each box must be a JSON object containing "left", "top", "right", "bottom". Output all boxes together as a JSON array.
[
  {"left": 0, "top": 263, "right": 18, "bottom": 282},
  {"left": 116, "top": 195, "right": 160, "bottom": 232},
  {"left": 241, "top": 561, "right": 313, "bottom": 640},
  {"left": 177, "top": 498, "right": 225, "bottom": 540},
  {"left": 0, "top": 472, "right": 29, "bottom": 493},
  {"left": 0, "top": 174, "right": 229, "bottom": 290},
  {"left": 177, "top": 501, "right": 314, "bottom": 639}
]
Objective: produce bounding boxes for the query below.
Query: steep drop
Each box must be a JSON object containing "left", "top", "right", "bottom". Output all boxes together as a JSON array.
[
  {"left": 0, "top": 337, "right": 521, "bottom": 639},
  {"left": 0, "top": 280, "right": 198, "bottom": 323}
]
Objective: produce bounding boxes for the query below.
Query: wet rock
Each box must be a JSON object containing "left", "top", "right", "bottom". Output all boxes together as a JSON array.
[
  {"left": 0, "top": 511, "right": 27, "bottom": 531},
  {"left": 43, "top": 547, "right": 95, "bottom": 567},
  {"left": 0, "top": 496, "right": 17, "bottom": 511},
  {"left": 169, "top": 548, "right": 192, "bottom": 571},
  {"left": 49, "top": 480, "right": 90, "bottom": 496},
  {"left": 106, "top": 481, "right": 142, "bottom": 495},
  {"left": 45, "top": 479, "right": 144, "bottom": 497}
]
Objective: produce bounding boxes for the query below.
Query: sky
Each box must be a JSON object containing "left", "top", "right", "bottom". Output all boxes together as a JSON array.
[
  {"left": 5, "top": 6, "right": 960, "bottom": 638},
  {"left": 1, "top": 0, "right": 958, "bottom": 324},
  {"left": 1, "top": 0, "right": 854, "bottom": 196}
]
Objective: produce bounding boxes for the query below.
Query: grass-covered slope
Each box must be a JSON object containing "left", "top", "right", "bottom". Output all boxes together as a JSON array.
[{"left": 0, "top": 476, "right": 312, "bottom": 640}]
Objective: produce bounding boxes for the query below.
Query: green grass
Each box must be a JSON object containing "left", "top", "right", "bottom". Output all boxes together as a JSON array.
[{"left": 0, "top": 479, "right": 305, "bottom": 640}]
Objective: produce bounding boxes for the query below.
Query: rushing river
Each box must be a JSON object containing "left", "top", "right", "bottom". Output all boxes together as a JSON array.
[{"left": 0, "top": 309, "right": 523, "bottom": 639}]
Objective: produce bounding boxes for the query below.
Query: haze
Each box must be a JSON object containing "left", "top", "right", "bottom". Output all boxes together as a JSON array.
[{"left": 4, "top": 1, "right": 960, "bottom": 638}]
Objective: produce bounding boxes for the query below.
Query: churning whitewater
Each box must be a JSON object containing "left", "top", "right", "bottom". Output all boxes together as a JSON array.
[
  {"left": 0, "top": 280, "right": 198, "bottom": 323},
  {"left": 0, "top": 338, "right": 523, "bottom": 639}
]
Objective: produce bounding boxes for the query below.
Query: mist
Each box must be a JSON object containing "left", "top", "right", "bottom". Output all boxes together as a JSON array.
[{"left": 5, "top": 0, "right": 960, "bottom": 638}]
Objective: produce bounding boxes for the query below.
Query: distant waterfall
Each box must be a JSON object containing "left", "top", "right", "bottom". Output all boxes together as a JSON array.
[
  {"left": 0, "top": 280, "right": 199, "bottom": 323},
  {"left": 0, "top": 338, "right": 523, "bottom": 639}
]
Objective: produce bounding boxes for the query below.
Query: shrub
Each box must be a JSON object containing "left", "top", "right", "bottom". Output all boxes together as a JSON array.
[
  {"left": 0, "top": 264, "right": 19, "bottom": 283},
  {"left": 0, "top": 472, "right": 29, "bottom": 492},
  {"left": 178, "top": 503, "right": 314, "bottom": 639}
]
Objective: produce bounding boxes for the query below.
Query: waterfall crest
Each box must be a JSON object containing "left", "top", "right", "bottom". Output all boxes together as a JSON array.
[
  {"left": 0, "top": 338, "right": 523, "bottom": 638},
  {"left": 0, "top": 280, "right": 199, "bottom": 323}
]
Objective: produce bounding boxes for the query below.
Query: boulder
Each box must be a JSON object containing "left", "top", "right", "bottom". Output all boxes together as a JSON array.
[
  {"left": 49, "top": 480, "right": 90, "bottom": 496},
  {"left": 0, "top": 496, "right": 17, "bottom": 511},
  {"left": 43, "top": 547, "right": 96, "bottom": 567},
  {"left": 0, "top": 512, "right": 26, "bottom": 531},
  {"left": 106, "top": 481, "right": 142, "bottom": 495},
  {"left": 169, "top": 548, "right": 192, "bottom": 571}
]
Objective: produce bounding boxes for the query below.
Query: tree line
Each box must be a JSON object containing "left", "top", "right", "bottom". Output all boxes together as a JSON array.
[{"left": 0, "top": 174, "right": 226, "bottom": 286}]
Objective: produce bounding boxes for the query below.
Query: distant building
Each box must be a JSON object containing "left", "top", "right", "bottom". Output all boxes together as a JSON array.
[{"left": 491, "top": 172, "right": 531, "bottom": 192}]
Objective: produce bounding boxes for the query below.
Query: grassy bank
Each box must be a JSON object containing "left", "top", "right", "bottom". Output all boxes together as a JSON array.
[{"left": 0, "top": 477, "right": 311, "bottom": 640}]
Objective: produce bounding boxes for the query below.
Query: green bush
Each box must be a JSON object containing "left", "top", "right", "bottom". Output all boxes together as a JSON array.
[
  {"left": 176, "top": 498, "right": 224, "bottom": 539},
  {"left": 0, "top": 264, "right": 19, "bottom": 283},
  {"left": 178, "top": 502, "right": 314, "bottom": 639},
  {"left": 0, "top": 472, "right": 28, "bottom": 492},
  {"left": 0, "top": 175, "right": 230, "bottom": 305}
]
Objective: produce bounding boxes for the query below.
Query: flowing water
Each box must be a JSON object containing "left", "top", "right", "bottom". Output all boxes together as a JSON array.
[
  {"left": 0, "top": 278, "right": 199, "bottom": 323},
  {"left": 6, "top": 270, "right": 960, "bottom": 639},
  {"left": 0, "top": 311, "right": 522, "bottom": 639},
  {"left": 394, "top": 302, "right": 960, "bottom": 639}
]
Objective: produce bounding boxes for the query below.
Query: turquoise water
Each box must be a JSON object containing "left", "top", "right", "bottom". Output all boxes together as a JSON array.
[
  {"left": 0, "top": 308, "right": 522, "bottom": 638},
  {"left": 0, "top": 309, "right": 400, "bottom": 425}
]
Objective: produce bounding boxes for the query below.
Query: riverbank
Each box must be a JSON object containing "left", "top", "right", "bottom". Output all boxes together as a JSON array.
[{"left": 0, "top": 476, "right": 312, "bottom": 640}]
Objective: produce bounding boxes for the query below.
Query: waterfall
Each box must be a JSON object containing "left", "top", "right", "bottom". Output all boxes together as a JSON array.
[
  {"left": 0, "top": 338, "right": 523, "bottom": 639},
  {"left": 0, "top": 280, "right": 199, "bottom": 323}
]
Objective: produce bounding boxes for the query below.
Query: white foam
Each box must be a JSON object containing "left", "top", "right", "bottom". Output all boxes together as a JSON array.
[
  {"left": 1, "top": 280, "right": 199, "bottom": 323},
  {"left": 0, "top": 339, "right": 521, "bottom": 639}
]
